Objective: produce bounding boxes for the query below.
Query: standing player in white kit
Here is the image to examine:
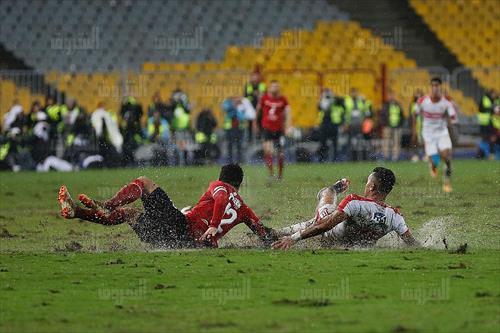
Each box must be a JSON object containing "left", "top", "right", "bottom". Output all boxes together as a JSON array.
[{"left": 412, "top": 77, "right": 458, "bottom": 193}]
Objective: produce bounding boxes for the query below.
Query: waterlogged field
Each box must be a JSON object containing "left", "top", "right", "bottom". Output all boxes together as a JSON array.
[{"left": 0, "top": 161, "right": 499, "bottom": 332}]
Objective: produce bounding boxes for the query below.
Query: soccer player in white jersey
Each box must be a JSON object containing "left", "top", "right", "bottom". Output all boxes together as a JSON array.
[
  {"left": 412, "top": 77, "right": 458, "bottom": 193},
  {"left": 272, "top": 167, "right": 419, "bottom": 249}
]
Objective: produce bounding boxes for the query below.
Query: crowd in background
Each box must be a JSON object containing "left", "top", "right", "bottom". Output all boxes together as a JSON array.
[{"left": 1, "top": 72, "right": 499, "bottom": 172}]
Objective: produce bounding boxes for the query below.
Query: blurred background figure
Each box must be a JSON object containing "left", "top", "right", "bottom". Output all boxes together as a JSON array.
[
  {"left": 148, "top": 91, "right": 171, "bottom": 121},
  {"left": 244, "top": 71, "right": 266, "bottom": 142},
  {"left": 409, "top": 89, "right": 424, "bottom": 162},
  {"left": 222, "top": 97, "right": 245, "bottom": 164},
  {"left": 144, "top": 108, "right": 171, "bottom": 166},
  {"left": 2, "top": 99, "right": 25, "bottom": 134},
  {"left": 380, "top": 91, "right": 405, "bottom": 161},
  {"left": 492, "top": 102, "right": 500, "bottom": 160},
  {"left": 195, "top": 108, "right": 219, "bottom": 165},
  {"left": 317, "top": 88, "right": 345, "bottom": 162},
  {"left": 169, "top": 88, "right": 192, "bottom": 165},
  {"left": 476, "top": 89, "right": 497, "bottom": 159},
  {"left": 61, "top": 98, "right": 94, "bottom": 164},
  {"left": 91, "top": 102, "right": 123, "bottom": 167},
  {"left": 120, "top": 96, "right": 144, "bottom": 166},
  {"left": 344, "top": 88, "right": 371, "bottom": 161}
]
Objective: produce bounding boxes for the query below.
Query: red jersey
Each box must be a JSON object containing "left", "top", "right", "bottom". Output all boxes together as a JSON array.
[
  {"left": 259, "top": 93, "right": 289, "bottom": 132},
  {"left": 185, "top": 180, "right": 266, "bottom": 246}
]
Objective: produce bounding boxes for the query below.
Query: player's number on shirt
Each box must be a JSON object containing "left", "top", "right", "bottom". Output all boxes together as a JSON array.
[
  {"left": 218, "top": 202, "right": 237, "bottom": 232},
  {"left": 372, "top": 212, "right": 386, "bottom": 224}
]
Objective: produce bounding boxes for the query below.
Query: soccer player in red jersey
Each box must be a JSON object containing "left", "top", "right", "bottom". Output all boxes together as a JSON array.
[
  {"left": 254, "top": 80, "right": 291, "bottom": 180},
  {"left": 57, "top": 164, "right": 276, "bottom": 248}
]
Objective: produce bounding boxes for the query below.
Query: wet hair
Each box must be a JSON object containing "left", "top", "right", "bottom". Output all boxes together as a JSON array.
[
  {"left": 431, "top": 77, "right": 442, "bottom": 85},
  {"left": 219, "top": 164, "right": 244, "bottom": 189},
  {"left": 372, "top": 167, "right": 396, "bottom": 195}
]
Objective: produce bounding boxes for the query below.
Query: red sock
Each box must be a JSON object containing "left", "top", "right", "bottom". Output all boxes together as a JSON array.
[
  {"left": 278, "top": 153, "right": 284, "bottom": 179},
  {"left": 74, "top": 206, "right": 104, "bottom": 223},
  {"left": 264, "top": 153, "right": 273, "bottom": 176},
  {"left": 105, "top": 179, "right": 145, "bottom": 210},
  {"left": 74, "top": 206, "right": 126, "bottom": 225}
]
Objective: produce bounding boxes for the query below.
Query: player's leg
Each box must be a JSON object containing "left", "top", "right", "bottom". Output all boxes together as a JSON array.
[
  {"left": 424, "top": 137, "right": 439, "bottom": 178},
  {"left": 79, "top": 176, "right": 158, "bottom": 210},
  {"left": 438, "top": 135, "right": 453, "bottom": 193},
  {"left": 277, "top": 139, "right": 285, "bottom": 180},
  {"left": 263, "top": 139, "right": 274, "bottom": 177},
  {"left": 58, "top": 185, "right": 142, "bottom": 225},
  {"left": 277, "top": 179, "right": 349, "bottom": 236}
]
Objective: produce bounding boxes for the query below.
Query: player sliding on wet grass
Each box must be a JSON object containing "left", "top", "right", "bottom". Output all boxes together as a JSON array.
[
  {"left": 273, "top": 167, "right": 420, "bottom": 249},
  {"left": 58, "top": 164, "right": 276, "bottom": 248}
]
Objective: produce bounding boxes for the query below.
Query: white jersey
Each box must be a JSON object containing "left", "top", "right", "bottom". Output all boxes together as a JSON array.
[
  {"left": 318, "top": 194, "right": 408, "bottom": 246},
  {"left": 416, "top": 95, "right": 457, "bottom": 139}
]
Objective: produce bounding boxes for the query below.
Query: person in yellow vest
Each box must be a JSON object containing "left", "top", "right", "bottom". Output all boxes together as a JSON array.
[
  {"left": 317, "top": 88, "right": 345, "bottom": 162},
  {"left": 146, "top": 109, "right": 170, "bottom": 144},
  {"left": 344, "top": 88, "right": 371, "bottom": 161},
  {"left": 44, "top": 95, "right": 68, "bottom": 141},
  {"left": 168, "top": 89, "right": 192, "bottom": 166},
  {"left": 195, "top": 108, "right": 219, "bottom": 165},
  {"left": 492, "top": 101, "right": 500, "bottom": 160},
  {"left": 477, "top": 89, "right": 495, "bottom": 159},
  {"left": 380, "top": 91, "right": 405, "bottom": 161},
  {"left": 244, "top": 72, "right": 266, "bottom": 142}
]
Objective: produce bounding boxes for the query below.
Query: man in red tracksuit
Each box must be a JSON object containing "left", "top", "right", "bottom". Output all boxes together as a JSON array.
[{"left": 57, "top": 164, "right": 276, "bottom": 248}]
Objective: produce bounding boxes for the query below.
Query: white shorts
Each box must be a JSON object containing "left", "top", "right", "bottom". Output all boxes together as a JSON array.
[{"left": 423, "top": 133, "right": 452, "bottom": 156}]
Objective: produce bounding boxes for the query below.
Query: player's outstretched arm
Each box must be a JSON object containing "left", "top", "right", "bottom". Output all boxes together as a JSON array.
[
  {"left": 400, "top": 230, "right": 421, "bottom": 247},
  {"left": 199, "top": 189, "right": 229, "bottom": 242},
  {"left": 272, "top": 210, "right": 346, "bottom": 250}
]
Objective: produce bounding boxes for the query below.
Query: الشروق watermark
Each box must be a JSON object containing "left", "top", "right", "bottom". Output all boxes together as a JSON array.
[
  {"left": 51, "top": 26, "right": 100, "bottom": 55},
  {"left": 201, "top": 278, "right": 251, "bottom": 305}
]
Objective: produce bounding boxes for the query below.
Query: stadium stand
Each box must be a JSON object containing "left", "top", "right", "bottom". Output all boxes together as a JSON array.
[
  {"left": 0, "top": 0, "right": 486, "bottom": 128},
  {"left": 0, "top": 0, "right": 348, "bottom": 72},
  {"left": 410, "top": 0, "right": 500, "bottom": 91}
]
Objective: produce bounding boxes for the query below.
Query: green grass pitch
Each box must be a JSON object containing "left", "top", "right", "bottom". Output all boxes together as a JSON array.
[{"left": 0, "top": 160, "right": 499, "bottom": 332}]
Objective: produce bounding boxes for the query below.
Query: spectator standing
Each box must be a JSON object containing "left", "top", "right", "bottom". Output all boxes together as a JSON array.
[
  {"left": 317, "top": 88, "right": 345, "bottom": 162},
  {"left": 344, "top": 88, "right": 371, "bottom": 161},
  {"left": 169, "top": 89, "right": 192, "bottom": 165},
  {"left": 91, "top": 102, "right": 123, "bottom": 167},
  {"left": 477, "top": 89, "right": 495, "bottom": 158},
  {"left": 380, "top": 92, "right": 405, "bottom": 161},
  {"left": 120, "top": 96, "right": 144, "bottom": 166},
  {"left": 244, "top": 72, "right": 266, "bottom": 141},
  {"left": 2, "top": 99, "right": 25, "bottom": 134},
  {"left": 223, "top": 97, "right": 245, "bottom": 164},
  {"left": 148, "top": 91, "right": 171, "bottom": 121},
  {"left": 195, "top": 108, "right": 219, "bottom": 164},
  {"left": 409, "top": 89, "right": 424, "bottom": 162}
]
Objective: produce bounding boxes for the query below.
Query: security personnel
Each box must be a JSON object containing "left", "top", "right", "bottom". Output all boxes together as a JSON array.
[
  {"left": 478, "top": 90, "right": 494, "bottom": 133},
  {"left": 44, "top": 96, "right": 68, "bottom": 140},
  {"left": 195, "top": 108, "right": 219, "bottom": 164},
  {"left": 317, "top": 89, "right": 345, "bottom": 162},
  {"left": 244, "top": 72, "right": 266, "bottom": 141},
  {"left": 380, "top": 92, "right": 405, "bottom": 161},
  {"left": 492, "top": 103, "right": 500, "bottom": 160},
  {"left": 344, "top": 88, "right": 370, "bottom": 161},
  {"left": 477, "top": 90, "right": 495, "bottom": 158},
  {"left": 146, "top": 110, "right": 170, "bottom": 144}
]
